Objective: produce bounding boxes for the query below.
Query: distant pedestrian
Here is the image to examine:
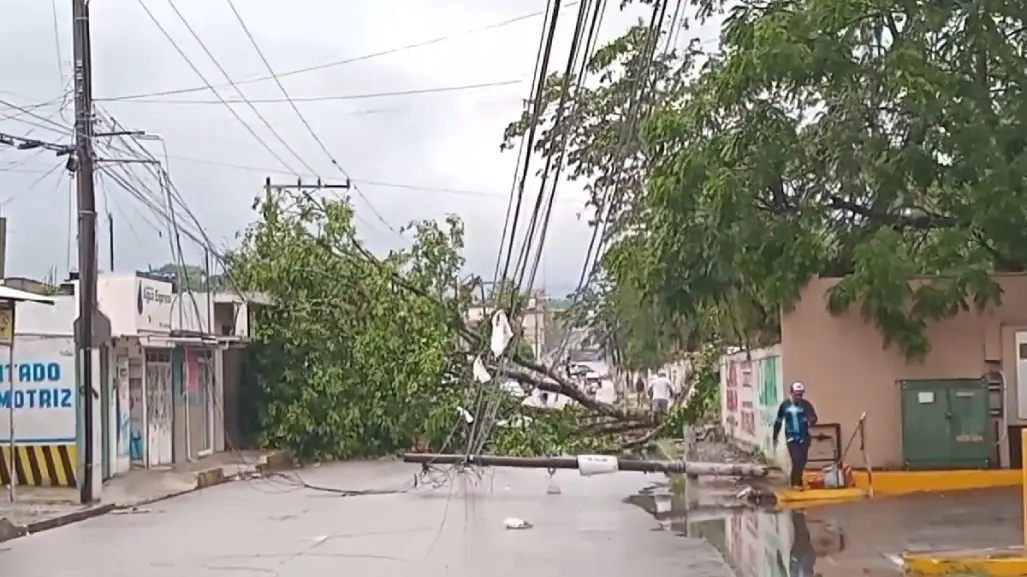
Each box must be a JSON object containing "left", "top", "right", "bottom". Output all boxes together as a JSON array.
[
  {"left": 773, "top": 382, "right": 818, "bottom": 489},
  {"left": 648, "top": 370, "right": 672, "bottom": 417},
  {"left": 634, "top": 376, "right": 646, "bottom": 406}
]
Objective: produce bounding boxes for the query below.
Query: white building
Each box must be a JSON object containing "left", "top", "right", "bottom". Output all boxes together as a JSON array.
[
  {"left": 0, "top": 271, "right": 261, "bottom": 488},
  {"left": 466, "top": 290, "right": 549, "bottom": 361}
]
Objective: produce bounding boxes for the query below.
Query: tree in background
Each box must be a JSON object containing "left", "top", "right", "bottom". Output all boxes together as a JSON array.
[
  {"left": 151, "top": 263, "right": 209, "bottom": 291},
  {"left": 505, "top": 0, "right": 1027, "bottom": 361}
]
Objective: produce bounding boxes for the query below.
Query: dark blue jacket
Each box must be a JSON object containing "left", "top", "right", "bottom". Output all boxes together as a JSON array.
[{"left": 773, "top": 399, "right": 818, "bottom": 444}]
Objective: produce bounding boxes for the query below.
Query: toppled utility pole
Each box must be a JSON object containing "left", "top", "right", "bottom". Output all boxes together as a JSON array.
[{"left": 402, "top": 453, "right": 770, "bottom": 478}]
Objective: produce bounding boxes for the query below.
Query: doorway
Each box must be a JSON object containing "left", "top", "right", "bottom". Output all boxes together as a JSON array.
[
  {"left": 187, "top": 349, "right": 215, "bottom": 456},
  {"left": 144, "top": 349, "right": 173, "bottom": 467}
]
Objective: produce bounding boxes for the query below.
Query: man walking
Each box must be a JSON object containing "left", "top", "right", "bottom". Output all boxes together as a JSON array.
[
  {"left": 773, "top": 381, "right": 818, "bottom": 489},
  {"left": 648, "top": 370, "right": 673, "bottom": 418}
]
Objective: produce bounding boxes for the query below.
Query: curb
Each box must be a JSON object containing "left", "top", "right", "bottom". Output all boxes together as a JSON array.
[
  {"left": 0, "top": 504, "right": 116, "bottom": 544},
  {"left": 255, "top": 450, "right": 295, "bottom": 475},
  {"left": 118, "top": 450, "right": 296, "bottom": 509},
  {"left": 0, "top": 450, "right": 296, "bottom": 543},
  {"left": 24, "top": 504, "right": 115, "bottom": 534},
  {"left": 0, "top": 517, "right": 26, "bottom": 542},
  {"left": 195, "top": 467, "right": 227, "bottom": 489}
]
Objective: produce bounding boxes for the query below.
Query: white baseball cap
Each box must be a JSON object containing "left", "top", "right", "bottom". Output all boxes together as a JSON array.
[{"left": 790, "top": 382, "right": 805, "bottom": 393}]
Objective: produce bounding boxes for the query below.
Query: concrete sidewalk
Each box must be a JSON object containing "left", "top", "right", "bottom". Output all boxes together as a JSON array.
[{"left": 0, "top": 449, "right": 293, "bottom": 542}]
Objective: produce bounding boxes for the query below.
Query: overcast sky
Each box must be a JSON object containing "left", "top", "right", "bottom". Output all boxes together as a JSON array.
[{"left": 0, "top": 0, "right": 712, "bottom": 297}]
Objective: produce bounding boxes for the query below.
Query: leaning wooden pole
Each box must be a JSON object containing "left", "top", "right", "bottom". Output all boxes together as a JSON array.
[{"left": 402, "top": 453, "right": 769, "bottom": 478}]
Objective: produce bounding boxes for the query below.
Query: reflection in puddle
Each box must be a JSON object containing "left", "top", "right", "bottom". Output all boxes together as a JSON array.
[
  {"left": 720, "top": 508, "right": 845, "bottom": 577},
  {"left": 626, "top": 484, "right": 847, "bottom": 577}
]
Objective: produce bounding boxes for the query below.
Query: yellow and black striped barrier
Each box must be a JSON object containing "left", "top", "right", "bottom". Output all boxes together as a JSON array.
[{"left": 0, "top": 444, "right": 77, "bottom": 487}]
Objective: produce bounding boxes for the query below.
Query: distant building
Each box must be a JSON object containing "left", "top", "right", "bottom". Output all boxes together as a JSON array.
[
  {"left": 466, "top": 289, "right": 549, "bottom": 360},
  {"left": 3, "top": 276, "right": 65, "bottom": 295}
]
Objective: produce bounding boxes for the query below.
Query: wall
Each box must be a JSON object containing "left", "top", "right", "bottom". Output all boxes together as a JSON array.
[
  {"left": 0, "top": 300, "right": 79, "bottom": 487},
  {"left": 172, "top": 291, "right": 214, "bottom": 334},
  {"left": 0, "top": 335, "right": 78, "bottom": 486},
  {"left": 97, "top": 272, "right": 218, "bottom": 336},
  {"left": 720, "top": 345, "right": 788, "bottom": 468},
  {"left": 781, "top": 274, "right": 1027, "bottom": 469},
  {"left": 97, "top": 274, "right": 140, "bottom": 336}
]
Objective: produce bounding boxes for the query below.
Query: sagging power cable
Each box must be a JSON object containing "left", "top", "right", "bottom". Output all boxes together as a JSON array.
[
  {"left": 221, "top": 0, "right": 400, "bottom": 239},
  {"left": 544, "top": 0, "right": 676, "bottom": 370},
  {"left": 466, "top": 0, "right": 608, "bottom": 457}
]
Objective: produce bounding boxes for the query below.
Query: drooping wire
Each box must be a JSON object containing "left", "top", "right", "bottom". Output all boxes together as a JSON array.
[
  {"left": 460, "top": 0, "right": 568, "bottom": 459},
  {"left": 99, "top": 3, "right": 580, "bottom": 102},
  {"left": 493, "top": 0, "right": 566, "bottom": 294},
  {"left": 473, "top": 0, "right": 676, "bottom": 452},
  {"left": 545, "top": 0, "right": 677, "bottom": 371},
  {"left": 92, "top": 118, "right": 473, "bottom": 492},
  {"left": 103, "top": 81, "right": 525, "bottom": 105},
  {"left": 132, "top": 0, "right": 307, "bottom": 178},
  {"left": 467, "top": 0, "right": 608, "bottom": 456},
  {"left": 221, "top": 0, "right": 400, "bottom": 239}
]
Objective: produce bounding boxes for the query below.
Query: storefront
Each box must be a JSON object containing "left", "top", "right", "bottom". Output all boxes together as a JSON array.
[{"left": 103, "top": 271, "right": 224, "bottom": 469}]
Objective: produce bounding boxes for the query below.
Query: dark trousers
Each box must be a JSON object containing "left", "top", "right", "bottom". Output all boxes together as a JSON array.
[{"left": 787, "top": 441, "right": 809, "bottom": 487}]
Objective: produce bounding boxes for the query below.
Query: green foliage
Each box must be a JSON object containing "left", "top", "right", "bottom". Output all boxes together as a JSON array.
[
  {"left": 489, "top": 406, "right": 623, "bottom": 456},
  {"left": 153, "top": 263, "right": 208, "bottom": 291},
  {"left": 224, "top": 190, "right": 646, "bottom": 459},
  {"left": 226, "top": 192, "right": 472, "bottom": 459},
  {"left": 505, "top": 0, "right": 1027, "bottom": 359}
]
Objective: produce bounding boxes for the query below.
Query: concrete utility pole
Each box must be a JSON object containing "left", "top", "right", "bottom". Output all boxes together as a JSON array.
[
  {"left": 72, "top": 0, "right": 98, "bottom": 504},
  {"left": 402, "top": 453, "right": 770, "bottom": 478}
]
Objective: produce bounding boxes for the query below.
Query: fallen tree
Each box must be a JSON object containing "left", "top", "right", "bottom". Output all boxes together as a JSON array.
[{"left": 225, "top": 189, "right": 709, "bottom": 461}]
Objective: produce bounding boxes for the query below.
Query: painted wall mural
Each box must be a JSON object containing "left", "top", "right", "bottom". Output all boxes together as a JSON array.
[{"left": 719, "top": 346, "right": 787, "bottom": 467}]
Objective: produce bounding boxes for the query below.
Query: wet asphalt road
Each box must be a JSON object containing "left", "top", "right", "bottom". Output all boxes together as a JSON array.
[
  {"left": 0, "top": 460, "right": 732, "bottom": 577},
  {"left": 1, "top": 458, "right": 1021, "bottom": 576}
]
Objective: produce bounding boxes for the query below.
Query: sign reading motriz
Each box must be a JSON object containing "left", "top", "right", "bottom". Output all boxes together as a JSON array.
[
  {"left": 0, "top": 335, "right": 76, "bottom": 443},
  {"left": 136, "top": 275, "right": 174, "bottom": 332}
]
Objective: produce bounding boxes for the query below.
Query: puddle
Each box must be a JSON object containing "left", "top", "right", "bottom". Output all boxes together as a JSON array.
[{"left": 626, "top": 481, "right": 900, "bottom": 576}]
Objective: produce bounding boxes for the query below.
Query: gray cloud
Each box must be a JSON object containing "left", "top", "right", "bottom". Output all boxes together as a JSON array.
[{"left": 0, "top": 0, "right": 661, "bottom": 296}]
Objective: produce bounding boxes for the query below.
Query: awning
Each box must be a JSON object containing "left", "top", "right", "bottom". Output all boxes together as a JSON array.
[{"left": 0, "top": 285, "right": 56, "bottom": 304}]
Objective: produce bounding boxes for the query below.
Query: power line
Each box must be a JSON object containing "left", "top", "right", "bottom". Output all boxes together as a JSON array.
[
  {"left": 97, "top": 79, "right": 526, "bottom": 104},
  {"left": 0, "top": 160, "right": 66, "bottom": 208},
  {"left": 100, "top": 3, "right": 577, "bottom": 101},
  {"left": 223, "top": 0, "right": 398, "bottom": 237},
  {"left": 0, "top": 96, "right": 74, "bottom": 135},
  {"left": 132, "top": 0, "right": 308, "bottom": 177},
  {"left": 547, "top": 0, "right": 676, "bottom": 369},
  {"left": 2, "top": 151, "right": 591, "bottom": 204},
  {"left": 468, "top": 0, "right": 604, "bottom": 458},
  {"left": 0, "top": 130, "right": 72, "bottom": 154}
]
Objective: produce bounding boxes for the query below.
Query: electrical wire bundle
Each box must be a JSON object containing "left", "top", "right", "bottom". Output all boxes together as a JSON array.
[{"left": 457, "top": 0, "right": 681, "bottom": 464}]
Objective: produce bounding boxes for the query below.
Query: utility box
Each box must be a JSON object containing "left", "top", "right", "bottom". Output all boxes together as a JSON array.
[{"left": 899, "top": 378, "right": 992, "bottom": 469}]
